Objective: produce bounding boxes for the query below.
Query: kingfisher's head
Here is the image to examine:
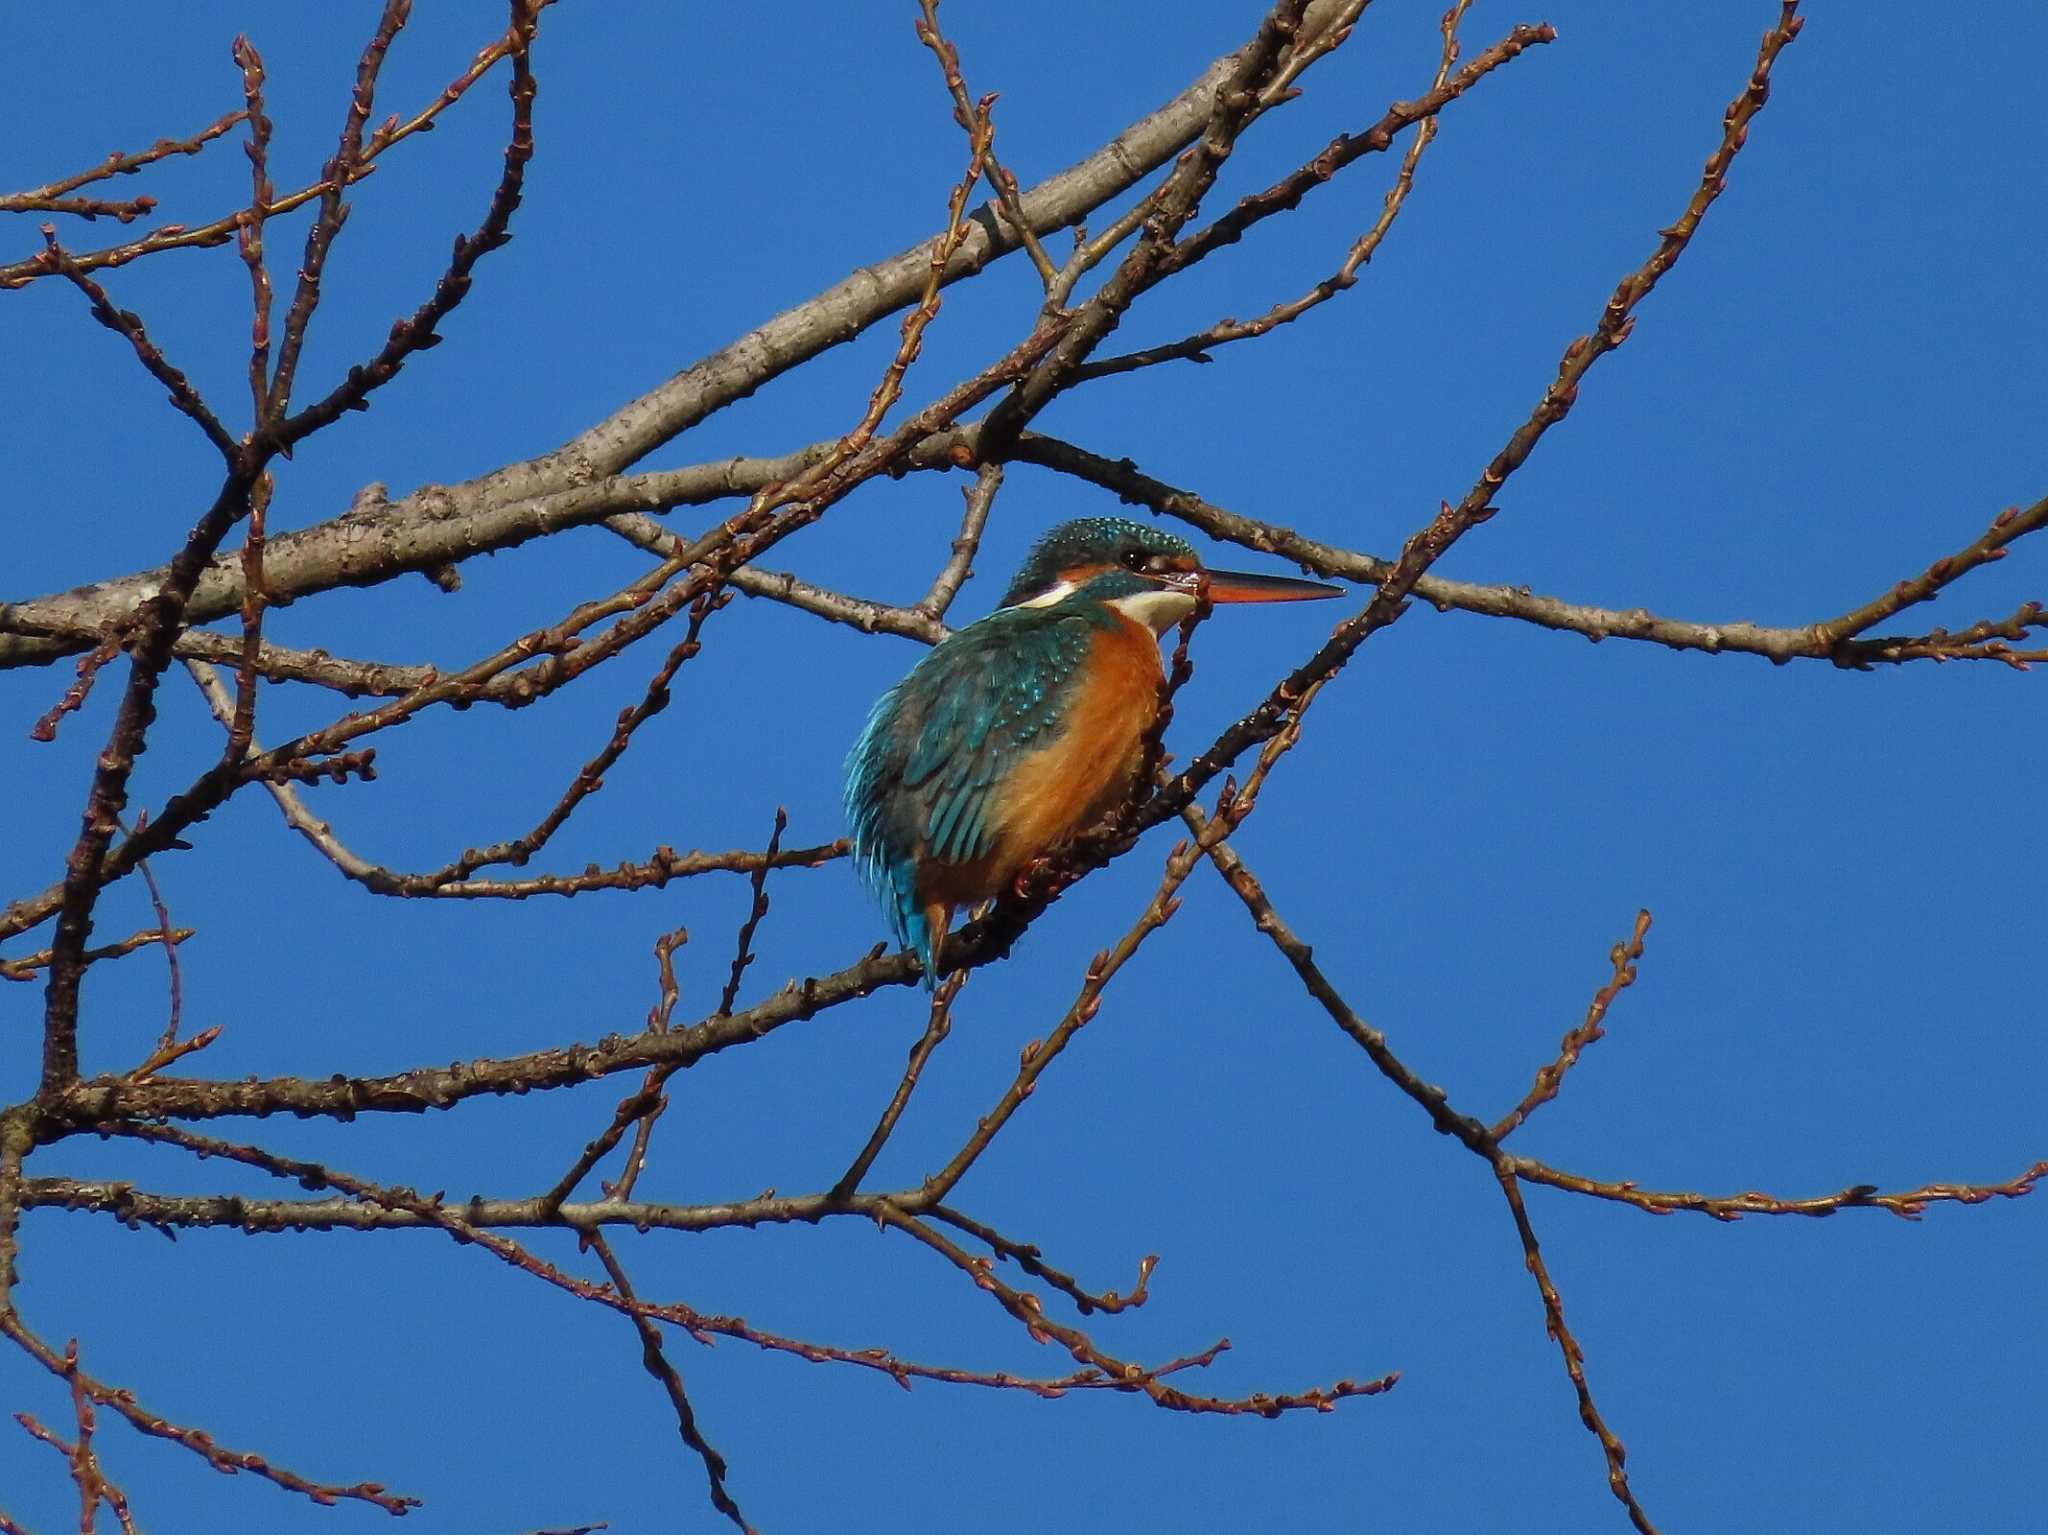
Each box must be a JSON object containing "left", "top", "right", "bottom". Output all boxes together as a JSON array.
[{"left": 997, "top": 516, "right": 1343, "bottom": 633}]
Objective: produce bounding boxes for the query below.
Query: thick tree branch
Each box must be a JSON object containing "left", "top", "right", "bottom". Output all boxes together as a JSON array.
[{"left": 0, "top": 1, "right": 1375, "bottom": 669}]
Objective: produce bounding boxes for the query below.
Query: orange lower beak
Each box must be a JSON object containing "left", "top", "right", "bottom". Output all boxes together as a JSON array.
[{"left": 1201, "top": 568, "right": 1345, "bottom": 604}]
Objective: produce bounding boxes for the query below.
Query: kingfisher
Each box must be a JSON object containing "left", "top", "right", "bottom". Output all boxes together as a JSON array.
[{"left": 844, "top": 515, "right": 1342, "bottom": 986}]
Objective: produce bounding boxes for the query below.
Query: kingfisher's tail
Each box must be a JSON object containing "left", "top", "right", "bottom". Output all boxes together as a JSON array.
[
  {"left": 863, "top": 847, "right": 948, "bottom": 991},
  {"left": 844, "top": 686, "right": 951, "bottom": 989}
]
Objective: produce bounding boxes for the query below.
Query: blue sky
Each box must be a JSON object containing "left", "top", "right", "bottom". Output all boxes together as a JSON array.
[{"left": 3, "top": 3, "right": 2043, "bottom": 1531}]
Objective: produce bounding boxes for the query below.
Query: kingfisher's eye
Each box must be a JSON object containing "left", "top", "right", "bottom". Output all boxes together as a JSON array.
[{"left": 1119, "top": 548, "right": 1148, "bottom": 571}]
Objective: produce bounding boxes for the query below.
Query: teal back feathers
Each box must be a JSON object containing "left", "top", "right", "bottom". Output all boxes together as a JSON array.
[{"left": 843, "top": 595, "right": 1118, "bottom": 985}]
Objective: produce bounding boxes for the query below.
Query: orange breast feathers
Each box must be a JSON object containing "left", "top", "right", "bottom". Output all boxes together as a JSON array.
[{"left": 983, "top": 615, "right": 1163, "bottom": 882}]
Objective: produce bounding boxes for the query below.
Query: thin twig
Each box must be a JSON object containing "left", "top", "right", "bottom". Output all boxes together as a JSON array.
[
  {"left": 12, "top": 1339, "right": 139, "bottom": 1535},
  {"left": 233, "top": 36, "right": 274, "bottom": 423},
  {"left": 588, "top": 1234, "right": 752, "bottom": 1534},
  {"left": 32, "top": 234, "right": 236, "bottom": 458},
  {"left": 0, "top": 106, "right": 246, "bottom": 211},
  {"left": 264, "top": 0, "right": 413, "bottom": 425},
  {"left": 1492, "top": 911, "right": 1651, "bottom": 1141},
  {"left": 1013, "top": 434, "right": 2048, "bottom": 669},
  {"left": 833, "top": 969, "right": 967, "bottom": 1199},
  {"left": 927, "top": 709, "right": 1308, "bottom": 1205},
  {"left": 1816, "top": 496, "right": 2048, "bottom": 656},
  {"left": 915, "top": 0, "right": 1057, "bottom": 289},
  {"left": 925, "top": 1204, "right": 1155, "bottom": 1316},
  {"left": 881, "top": 1208, "right": 1397, "bottom": 1417},
  {"left": 913, "top": 461, "right": 1002, "bottom": 620},
  {"left": 0, "top": 1310, "right": 417, "bottom": 1515},
  {"left": 602, "top": 516, "right": 951, "bottom": 643},
  {"left": 0, "top": 927, "right": 195, "bottom": 984},
  {"left": 537, "top": 928, "right": 689, "bottom": 1218},
  {"left": 1076, "top": 0, "right": 1471, "bottom": 384},
  {"left": 103, "top": 1124, "right": 1265, "bottom": 1406},
  {"left": 26, "top": 629, "right": 125, "bottom": 744},
  {"left": 1512, "top": 1156, "right": 2048, "bottom": 1223},
  {"left": 1112, "top": 2, "right": 1805, "bottom": 854},
  {"left": 716, "top": 810, "right": 784, "bottom": 1019},
  {"left": 122, "top": 813, "right": 184, "bottom": 1052},
  {"left": 609, "top": 808, "right": 788, "bottom": 1206},
  {"left": 1497, "top": 1167, "right": 1660, "bottom": 1533}
]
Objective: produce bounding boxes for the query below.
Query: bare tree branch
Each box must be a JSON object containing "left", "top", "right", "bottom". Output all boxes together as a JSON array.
[{"left": 5, "top": 1, "right": 2038, "bottom": 1528}]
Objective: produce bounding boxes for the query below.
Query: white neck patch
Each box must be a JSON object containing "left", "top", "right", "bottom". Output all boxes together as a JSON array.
[{"left": 1012, "top": 580, "right": 1077, "bottom": 609}]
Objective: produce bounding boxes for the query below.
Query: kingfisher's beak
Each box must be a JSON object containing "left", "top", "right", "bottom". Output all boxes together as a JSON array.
[{"left": 1199, "top": 567, "right": 1345, "bottom": 604}]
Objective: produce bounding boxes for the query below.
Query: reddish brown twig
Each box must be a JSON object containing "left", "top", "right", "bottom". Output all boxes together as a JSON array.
[
  {"left": 1122, "top": 2, "right": 1804, "bottom": 852},
  {"left": 833, "top": 968, "right": 968, "bottom": 1199},
  {"left": 1847, "top": 598, "right": 2047, "bottom": 669},
  {"left": 588, "top": 1234, "right": 751, "bottom": 1534},
  {"left": 609, "top": 808, "right": 787, "bottom": 1205},
  {"left": 13, "top": 1338, "right": 139, "bottom": 1535},
  {"left": 716, "top": 809, "right": 785, "bottom": 1017},
  {"left": 119, "top": 1023, "right": 223, "bottom": 1085},
  {"left": 32, "top": 233, "right": 236, "bottom": 458},
  {"left": 0, "top": 105, "right": 246, "bottom": 221},
  {"left": 537, "top": 928, "right": 688, "bottom": 1218},
  {"left": 200, "top": 656, "right": 841, "bottom": 908},
  {"left": 1818, "top": 494, "right": 2048, "bottom": 656},
  {"left": 605, "top": 515, "right": 954, "bottom": 643},
  {"left": 1492, "top": 910, "right": 1652, "bottom": 1141},
  {"left": 915, "top": 0, "right": 1057, "bottom": 290},
  {"left": 28, "top": 2, "right": 463, "bottom": 1100},
  {"left": 926, "top": 1205, "right": 1156, "bottom": 1316},
  {"left": 176, "top": 315, "right": 1060, "bottom": 854},
  {"left": 68, "top": 677, "right": 842, "bottom": 920},
  {"left": 1141, "top": 20, "right": 1551, "bottom": 303},
  {"left": 912, "top": 461, "right": 1001, "bottom": 621},
  {"left": 225, "top": 35, "right": 278, "bottom": 761},
  {"left": 407, "top": 587, "right": 728, "bottom": 892},
  {"left": 922, "top": 846, "right": 1196, "bottom": 1204},
  {"left": 6, "top": 13, "right": 540, "bottom": 1020},
  {"left": 3, "top": 189, "right": 156, "bottom": 222},
  {"left": 265, "top": 1, "right": 411, "bottom": 426},
  {"left": 0, "top": 1311, "right": 416, "bottom": 1515},
  {"left": 1077, "top": 0, "right": 1472, "bottom": 384},
  {"left": 0, "top": 24, "right": 522, "bottom": 291},
  {"left": 233, "top": 36, "right": 275, "bottom": 423},
  {"left": 27, "top": 629, "right": 125, "bottom": 744},
  {"left": 125, "top": 813, "right": 184, "bottom": 1052},
  {"left": 767, "top": 51, "right": 994, "bottom": 501},
  {"left": 1497, "top": 1168, "right": 1660, "bottom": 1534},
  {"left": 1198, "top": 795, "right": 1494, "bottom": 1155},
  {"left": 930, "top": 712, "right": 1311, "bottom": 1204},
  {"left": 984, "top": 0, "right": 1322, "bottom": 450},
  {"left": 0, "top": 926, "right": 195, "bottom": 984},
  {"left": 1036, "top": 0, "right": 1326, "bottom": 313},
  {"left": 882, "top": 1208, "right": 1397, "bottom": 1418},
  {"left": 247, "top": 748, "right": 378, "bottom": 786},
  {"left": 275, "top": 0, "right": 540, "bottom": 450},
  {"left": 2, "top": 108, "right": 245, "bottom": 207},
  {"left": 1513, "top": 1156, "right": 2048, "bottom": 1223},
  {"left": 103, "top": 1125, "right": 1276, "bottom": 1410}
]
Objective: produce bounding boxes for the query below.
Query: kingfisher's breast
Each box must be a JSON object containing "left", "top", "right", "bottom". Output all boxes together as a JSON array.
[{"left": 987, "top": 615, "right": 1162, "bottom": 875}]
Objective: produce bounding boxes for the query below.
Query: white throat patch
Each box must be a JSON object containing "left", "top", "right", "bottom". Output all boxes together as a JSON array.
[{"left": 1110, "top": 587, "right": 1200, "bottom": 634}]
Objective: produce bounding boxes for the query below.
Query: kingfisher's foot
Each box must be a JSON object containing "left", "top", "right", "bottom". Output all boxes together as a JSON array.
[{"left": 1011, "top": 855, "right": 1057, "bottom": 899}]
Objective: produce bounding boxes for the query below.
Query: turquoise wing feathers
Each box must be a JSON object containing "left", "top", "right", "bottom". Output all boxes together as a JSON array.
[{"left": 843, "top": 606, "right": 1097, "bottom": 983}]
